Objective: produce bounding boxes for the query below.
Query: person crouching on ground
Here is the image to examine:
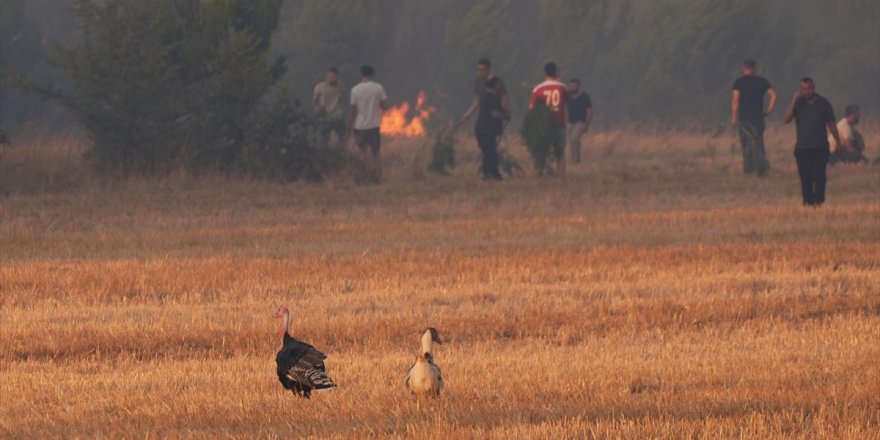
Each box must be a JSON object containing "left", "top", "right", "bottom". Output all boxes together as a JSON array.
[{"left": 829, "top": 105, "right": 869, "bottom": 165}]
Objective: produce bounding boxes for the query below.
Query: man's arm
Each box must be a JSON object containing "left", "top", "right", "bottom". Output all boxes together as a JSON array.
[
  {"left": 730, "top": 90, "right": 740, "bottom": 125},
  {"left": 460, "top": 95, "right": 480, "bottom": 125},
  {"left": 379, "top": 87, "right": 390, "bottom": 111},
  {"left": 765, "top": 88, "right": 778, "bottom": 115},
  {"left": 783, "top": 90, "right": 800, "bottom": 124},
  {"left": 836, "top": 124, "right": 854, "bottom": 152},
  {"left": 337, "top": 83, "right": 346, "bottom": 109},
  {"left": 584, "top": 108, "right": 593, "bottom": 133},
  {"left": 312, "top": 86, "right": 321, "bottom": 112},
  {"left": 528, "top": 89, "right": 539, "bottom": 110},
  {"left": 828, "top": 122, "right": 842, "bottom": 150}
]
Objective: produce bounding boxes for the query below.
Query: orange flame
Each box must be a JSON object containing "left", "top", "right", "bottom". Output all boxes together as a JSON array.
[{"left": 381, "top": 91, "right": 435, "bottom": 137}]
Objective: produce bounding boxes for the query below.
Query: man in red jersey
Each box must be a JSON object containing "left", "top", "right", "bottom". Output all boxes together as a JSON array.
[{"left": 529, "top": 62, "right": 568, "bottom": 176}]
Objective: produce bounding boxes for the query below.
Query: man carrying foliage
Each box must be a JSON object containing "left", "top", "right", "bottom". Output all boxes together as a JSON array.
[
  {"left": 529, "top": 62, "right": 568, "bottom": 176},
  {"left": 460, "top": 58, "right": 509, "bottom": 180}
]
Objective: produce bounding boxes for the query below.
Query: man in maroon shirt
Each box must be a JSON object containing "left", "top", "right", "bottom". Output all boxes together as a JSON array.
[{"left": 529, "top": 62, "right": 568, "bottom": 176}]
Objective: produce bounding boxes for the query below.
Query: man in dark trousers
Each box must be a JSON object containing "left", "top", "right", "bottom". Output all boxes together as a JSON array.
[
  {"left": 566, "top": 78, "right": 592, "bottom": 165},
  {"left": 731, "top": 59, "right": 777, "bottom": 176},
  {"left": 460, "top": 58, "right": 509, "bottom": 180},
  {"left": 783, "top": 77, "right": 842, "bottom": 207},
  {"left": 472, "top": 77, "right": 506, "bottom": 180},
  {"left": 529, "top": 62, "right": 568, "bottom": 176}
]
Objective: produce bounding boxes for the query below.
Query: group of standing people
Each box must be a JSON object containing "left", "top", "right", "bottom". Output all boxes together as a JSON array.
[
  {"left": 458, "top": 59, "right": 593, "bottom": 180},
  {"left": 313, "top": 58, "right": 594, "bottom": 183},
  {"left": 313, "top": 65, "right": 389, "bottom": 183},
  {"left": 730, "top": 59, "right": 868, "bottom": 207},
  {"left": 312, "top": 57, "right": 867, "bottom": 206}
]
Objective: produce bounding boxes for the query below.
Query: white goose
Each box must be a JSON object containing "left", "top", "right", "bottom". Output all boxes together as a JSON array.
[{"left": 405, "top": 328, "right": 443, "bottom": 398}]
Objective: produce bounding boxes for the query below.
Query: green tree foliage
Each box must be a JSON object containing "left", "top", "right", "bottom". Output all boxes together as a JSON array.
[
  {"left": 275, "top": 1, "right": 398, "bottom": 96},
  {"left": 428, "top": 133, "right": 457, "bottom": 175},
  {"left": 4, "top": 0, "right": 878, "bottom": 138},
  {"left": 0, "top": 0, "right": 72, "bottom": 130},
  {"left": 521, "top": 102, "right": 562, "bottom": 175},
  {"left": 27, "top": 0, "right": 338, "bottom": 179}
]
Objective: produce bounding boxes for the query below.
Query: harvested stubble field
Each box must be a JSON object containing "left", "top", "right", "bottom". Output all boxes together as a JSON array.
[{"left": 1, "top": 125, "right": 879, "bottom": 439}]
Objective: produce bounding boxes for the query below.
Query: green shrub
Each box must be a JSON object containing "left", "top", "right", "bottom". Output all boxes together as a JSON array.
[
  {"left": 23, "top": 0, "right": 341, "bottom": 181},
  {"left": 427, "top": 133, "right": 457, "bottom": 175},
  {"left": 520, "top": 102, "right": 561, "bottom": 175}
]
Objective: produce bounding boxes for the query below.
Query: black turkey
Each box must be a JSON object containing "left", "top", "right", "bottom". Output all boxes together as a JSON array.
[{"left": 275, "top": 305, "right": 336, "bottom": 398}]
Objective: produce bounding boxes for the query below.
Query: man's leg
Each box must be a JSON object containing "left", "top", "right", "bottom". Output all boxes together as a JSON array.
[
  {"left": 568, "top": 123, "right": 584, "bottom": 164},
  {"left": 738, "top": 121, "right": 757, "bottom": 174},
  {"left": 556, "top": 128, "right": 566, "bottom": 176},
  {"left": 331, "top": 120, "right": 345, "bottom": 144},
  {"left": 754, "top": 120, "right": 769, "bottom": 177},
  {"left": 853, "top": 131, "right": 866, "bottom": 152},
  {"left": 370, "top": 129, "right": 382, "bottom": 183},
  {"left": 829, "top": 151, "right": 842, "bottom": 165},
  {"left": 477, "top": 132, "right": 501, "bottom": 179},
  {"left": 794, "top": 149, "right": 814, "bottom": 205},
  {"left": 813, "top": 148, "right": 829, "bottom": 205}
]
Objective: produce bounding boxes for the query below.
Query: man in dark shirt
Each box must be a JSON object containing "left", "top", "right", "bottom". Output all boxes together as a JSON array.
[
  {"left": 460, "top": 58, "right": 509, "bottom": 180},
  {"left": 783, "top": 77, "right": 842, "bottom": 207},
  {"left": 566, "top": 79, "right": 592, "bottom": 164},
  {"left": 731, "top": 59, "right": 777, "bottom": 176},
  {"left": 473, "top": 77, "right": 506, "bottom": 180}
]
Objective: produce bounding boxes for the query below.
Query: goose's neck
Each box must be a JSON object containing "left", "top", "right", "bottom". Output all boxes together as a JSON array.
[
  {"left": 420, "top": 331, "right": 434, "bottom": 356},
  {"left": 279, "top": 312, "right": 290, "bottom": 342}
]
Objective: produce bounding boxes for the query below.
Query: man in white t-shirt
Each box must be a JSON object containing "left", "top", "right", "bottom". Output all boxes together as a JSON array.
[
  {"left": 829, "top": 105, "right": 868, "bottom": 165},
  {"left": 347, "top": 65, "right": 389, "bottom": 183}
]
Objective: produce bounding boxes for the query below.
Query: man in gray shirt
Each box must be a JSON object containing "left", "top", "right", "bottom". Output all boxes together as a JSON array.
[{"left": 313, "top": 67, "right": 345, "bottom": 143}]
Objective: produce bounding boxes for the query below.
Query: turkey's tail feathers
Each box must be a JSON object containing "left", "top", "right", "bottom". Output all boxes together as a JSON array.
[{"left": 309, "top": 370, "right": 337, "bottom": 390}]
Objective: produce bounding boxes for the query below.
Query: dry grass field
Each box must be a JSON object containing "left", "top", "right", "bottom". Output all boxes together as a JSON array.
[{"left": 1, "top": 124, "right": 879, "bottom": 439}]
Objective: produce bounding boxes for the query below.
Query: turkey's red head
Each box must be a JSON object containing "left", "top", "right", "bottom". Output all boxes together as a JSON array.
[{"left": 276, "top": 306, "right": 289, "bottom": 319}]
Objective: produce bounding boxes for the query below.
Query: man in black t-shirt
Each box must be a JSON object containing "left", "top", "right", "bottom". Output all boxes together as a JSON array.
[
  {"left": 731, "top": 59, "right": 777, "bottom": 176},
  {"left": 566, "top": 79, "right": 592, "bottom": 164},
  {"left": 473, "top": 77, "right": 506, "bottom": 180},
  {"left": 783, "top": 77, "right": 842, "bottom": 207},
  {"left": 460, "top": 58, "right": 509, "bottom": 180}
]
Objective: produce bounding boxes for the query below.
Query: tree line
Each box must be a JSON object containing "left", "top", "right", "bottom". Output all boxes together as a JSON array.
[{"left": 1, "top": 0, "right": 877, "bottom": 177}]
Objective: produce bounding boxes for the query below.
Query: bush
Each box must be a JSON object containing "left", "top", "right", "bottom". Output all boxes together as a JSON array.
[
  {"left": 520, "top": 102, "right": 562, "bottom": 175},
  {"left": 427, "top": 133, "right": 456, "bottom": 175},
  {"left": 241, "top": 93, "right": 348, "bottom": 182},
  {"left": 21, "top": 0, "right": 341, "bottom": 181}
]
